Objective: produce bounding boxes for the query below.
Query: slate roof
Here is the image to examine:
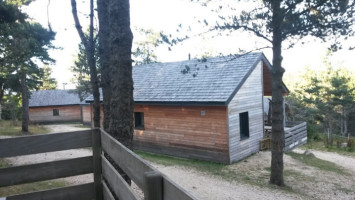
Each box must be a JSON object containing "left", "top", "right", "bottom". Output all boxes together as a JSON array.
[
  {"left": 29, "top": 89, "right": 82, "bottom": 107},
  {"left": 86, "top": 52, "right": 280, "bottom": 106}
]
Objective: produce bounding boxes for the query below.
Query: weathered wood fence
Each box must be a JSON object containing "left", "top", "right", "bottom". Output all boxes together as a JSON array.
[
  {"left": 284, "top": 122, "right": 307, "bottom": 152},
  {"left": 0, "top": 129, "right": 197, "bottom": 200}
]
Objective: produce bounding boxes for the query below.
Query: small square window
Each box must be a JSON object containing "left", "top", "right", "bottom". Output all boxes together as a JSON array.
[
  {"left": 53, "top": 109, "right": 59, "bottom": 116},
  {"left": 135, "top": 112, "right": 144, "bottom": 129},
  {"left": 239, "top": 112, "right": 249, "bottom": 140}
]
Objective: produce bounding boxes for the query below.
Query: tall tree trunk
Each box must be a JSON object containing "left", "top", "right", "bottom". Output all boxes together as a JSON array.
[
  {"left": 71, "top": 0, "right": 100, "bottom": 128},
  {"left": 0, "top": 83, "right": 4, "bottom": 120},
  {"left": 108, "top": 0, "right": 134, "bottom": 184},
  {"left": 20, "top": 70, "right": 29, "bottom": 133},
  {"left": 269, "top": 0, "right": 285, "bottom": 186},
  {"left": 98, "top": 0, "right": 111, "bottom": 131},
  {"left": 88, "top": 0, "right": 101, "bottom": 128}
]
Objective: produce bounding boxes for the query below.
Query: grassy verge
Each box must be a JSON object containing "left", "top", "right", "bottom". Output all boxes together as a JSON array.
[
  {"left": 302, "top": 140, "right": 355, "bottom": 158},
  {"left": 286, "top": 152, "right": 349, "bottom": 175},
  {"left": 0, "top": 120, "right": 48, "bottom": 136}
]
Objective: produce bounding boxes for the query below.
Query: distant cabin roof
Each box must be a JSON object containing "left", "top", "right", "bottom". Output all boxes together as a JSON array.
[
  {"left": 29, "top": 89, "right": 81, "bottom": 107},
  {"left": 85, "top": 52, "right": 287, "bottom": 106}
]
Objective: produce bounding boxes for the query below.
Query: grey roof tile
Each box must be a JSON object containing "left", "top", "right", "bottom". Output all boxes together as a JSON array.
[
  {"left": 86, "top": 52, "right": 265, "bottom": 104},
  {"left": 29, "top": 89, "right": 81, "bottom": 107}
]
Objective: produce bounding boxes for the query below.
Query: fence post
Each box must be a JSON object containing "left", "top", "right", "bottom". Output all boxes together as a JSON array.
[
  {"left": 144, "top": 171, "right": 163, "bottom": 200},
  {"left": 92, "top": 128, "right": 103, "bottom": 200}
]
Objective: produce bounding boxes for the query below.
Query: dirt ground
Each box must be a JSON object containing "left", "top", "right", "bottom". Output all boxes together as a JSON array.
[
  {"left": 4, "top": 124, "right": 355, "bottom": 200},
  {"left": 154, "top": 151, "right": 355, "bottom": 200}
]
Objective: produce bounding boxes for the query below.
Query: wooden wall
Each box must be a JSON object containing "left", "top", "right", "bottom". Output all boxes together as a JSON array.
[
  {"left": 29, "top": 105, "right": 81, "bottom": 123},
  {"left": 133, "top": 105, "right": 230, "bottom": 164},
  {"left": 81, "top": 105, "right": 92, "bottom": 125},
  {"left": 228, "top": 61, "right": 264, "bottom": 163}
]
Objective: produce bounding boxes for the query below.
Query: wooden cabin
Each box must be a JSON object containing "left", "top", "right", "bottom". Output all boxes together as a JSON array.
[
  {"left": 29, "top": 89, "right": 84, "bottom": 123},
  {"left": 85, "top": 53, "right": 289, "bottom": 164}
]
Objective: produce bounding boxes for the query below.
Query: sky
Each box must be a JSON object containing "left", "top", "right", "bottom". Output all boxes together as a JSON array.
[{"left": 23, "top": 0, "right": 354, "bottom": 90}]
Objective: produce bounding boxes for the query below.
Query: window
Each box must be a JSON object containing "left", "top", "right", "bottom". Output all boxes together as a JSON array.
[
  {"left": 239, "top": 112, "right": 249, "bottom": 140},
  {"left": 135, "top": 112, "right": 144, "bottom": 129},
  {"left": 53, "top": 109, "right": 59, "bottom": 116}
]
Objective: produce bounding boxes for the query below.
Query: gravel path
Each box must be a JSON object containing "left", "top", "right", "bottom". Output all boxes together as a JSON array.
[{"left": 293, "top": 148, "right": 355, "bottom": 173}]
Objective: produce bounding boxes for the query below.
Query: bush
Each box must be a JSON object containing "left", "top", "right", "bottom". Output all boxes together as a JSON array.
[{"left": 307, "top": 123, "right": 322, "bottom": 141}]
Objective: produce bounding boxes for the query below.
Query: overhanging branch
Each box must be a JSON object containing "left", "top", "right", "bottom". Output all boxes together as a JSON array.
[{"left": 71, "top": 0, "right": 88, "bottom": 48}]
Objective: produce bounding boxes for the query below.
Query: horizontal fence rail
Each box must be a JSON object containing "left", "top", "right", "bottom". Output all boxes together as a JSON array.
[
  {"left": 0, "top": 156, "right": 93, "bottom": 187},
  {"left": 5, "top": 183, "right": 95, "bottom": 200},
  {"left": 0, "top": 129, "right": 197, "bottom": 200},
  {"left": 100, "top": 129, "right": 197, "bottom": 200},
  {"left": 0, "top": 130, "right": 96, "bottom": 200},
  {"left": 284, "top": 122, "right": 307, "bottom": 152},
  {"left": 0, "top": 130, "right": 92, "bottom": 158}
]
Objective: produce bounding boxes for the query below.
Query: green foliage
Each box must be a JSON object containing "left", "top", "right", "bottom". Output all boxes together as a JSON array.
[
  {"left": 71, "top": 41, "right": 99, "bottom": 101},
  {"left": 1, "top": 95, "right": 21, "bottom": 121},
  {"left": 39, "top": 65, "right": 57, "bottom": 90},
  {"left": 132, "top": 28, "right": 164, "bottom": 65},
  {"left": 289, "top": 63, "right": 355, "bottom": 136}
]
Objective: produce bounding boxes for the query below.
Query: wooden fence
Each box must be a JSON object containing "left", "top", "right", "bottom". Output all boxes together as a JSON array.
[
  {"left": 0, "top": 129, "right": 197, "bottom": 200},
  {"left": 284, "top": 122, "right": 307, "bottom": 152}
]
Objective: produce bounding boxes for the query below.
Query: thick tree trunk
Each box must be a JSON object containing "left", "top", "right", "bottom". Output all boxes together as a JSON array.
[
  {"left": 20, "top": 70, "right": 29, "bottom": 133},
  {"left": 108, "top": 0, "right": 134, "bottom": 148},
  {"left": 71, "top": 0, "right": 100, "bottom": 128},
  {"left": 108, "top": 0, "right": 134, "bottom": 184},
  {"left": 270, "top": 0, "right": 285, "bottom": 186},
  {"left": 88, "top": 0, "right": 100, "bottom": 128},
  {"left": 98, "top": 0, "right": 111, "bottom": 131}
]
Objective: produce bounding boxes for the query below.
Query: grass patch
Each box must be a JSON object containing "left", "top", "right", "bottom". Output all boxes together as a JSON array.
[
  {"left": 0, "top": 120, "right": 48, "bottom": 136},
  {"left": 286, "top": 152, "right": 349, "bottom": 175},
  {"left": 301, "top": 140, "right": 355, "bottom": 157},
  {"left": 0, "top": 159, "right": 10, "bottom": 168},
  {"left": 73, "top": 124, "right": 91, "bottom": 129}
]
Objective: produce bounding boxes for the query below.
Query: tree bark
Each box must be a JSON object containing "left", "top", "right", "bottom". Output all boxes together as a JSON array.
[
  {"left": 108, "top": 0, "right": 134, "bottom": 184},
  {"left": 71, "top": 0, "right": 101, "bottom": 128},
  {"left": 20, "top": 70, "right": 29, "bottom": 133},
  {"left": 269, "top": 0, "right": 285, "bottom": 186},
  {"left": 98, "top": 0, "right": 111, "bottom": 131}
]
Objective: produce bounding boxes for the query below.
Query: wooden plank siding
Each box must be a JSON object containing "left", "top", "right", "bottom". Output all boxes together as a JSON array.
[
  {"left": 133, "top": 105, "right": 230, "bottom": 163},
  {"left": 228, "top": 61, "right": 264, "bottom": 163},
  {"left": 82, "top": 104, "right": 92, "bottom": 125},
  {"left": 29, "top": 105, "right": 81, "bottom": 123}
]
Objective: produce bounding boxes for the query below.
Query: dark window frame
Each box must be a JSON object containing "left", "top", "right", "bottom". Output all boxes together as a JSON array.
[
  {"left": 134, "top": 112, "right": 144, "bottom": 130},
  {"left": 239, "top": 112, "right": 249, "bottom": 140},
  {"left": 53, "top": 109, "right": 59, "bottom": 116}
]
